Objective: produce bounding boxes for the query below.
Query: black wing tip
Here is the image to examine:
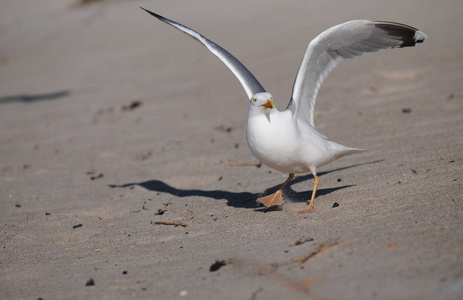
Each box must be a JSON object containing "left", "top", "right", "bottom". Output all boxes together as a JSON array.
[
  {"left": 374, "top": 21, "right": 427, "bottom": 48},
  {"left": 140, "top": 7, "right": 167, "bottom": 22},
  {"left": 374, "top": 21, "right": 419, "bottom": 32}
]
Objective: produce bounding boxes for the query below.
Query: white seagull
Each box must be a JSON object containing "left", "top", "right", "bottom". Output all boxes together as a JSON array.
[{"left": 141, "top": 7, "right": 427, "bottom": 214}]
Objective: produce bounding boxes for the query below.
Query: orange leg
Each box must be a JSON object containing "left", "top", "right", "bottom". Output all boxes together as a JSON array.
[
  {"left": 298, "top": 175, "right": 320, "bottom": 214},
  {"left": 257, "top": 173, "right": 294, "bottom": 208}
]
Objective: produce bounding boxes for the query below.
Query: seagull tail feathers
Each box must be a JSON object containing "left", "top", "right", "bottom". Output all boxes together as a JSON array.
[{"left": 330, "top": 142, "right": 366, "bottom": 160}]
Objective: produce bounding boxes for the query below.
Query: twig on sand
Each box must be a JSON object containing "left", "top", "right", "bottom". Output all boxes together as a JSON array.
[
  {"left": 249, "top": 287, "right": 263, "bottom": 300},
  {"left": 209, "top": 241, "right": 338, "bottom": 295},
  {"left": 278, "top": 242, "right": 338, "bottom": 267},
  {"left": 435, "top": 150, "right": 444, "bottom": 161},
  {"left": 221, "top": 160, "right": 261, "bottom": 168},
  {"left": 152, "top": 221, "right": 188, "bottom": 227},
  {"left": 290, "top": 238, "right": 314, "bottom": 246},
  {"left": 175, "top": 210, "right": 194, "bottom": 221},
  {"left": 233, "top": 258, "right": 321, "bottom": 294}
]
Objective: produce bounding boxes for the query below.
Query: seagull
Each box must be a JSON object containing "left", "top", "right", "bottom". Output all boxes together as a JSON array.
[{"left": 141, "top": 7, "right": 427, "bottom": 214}]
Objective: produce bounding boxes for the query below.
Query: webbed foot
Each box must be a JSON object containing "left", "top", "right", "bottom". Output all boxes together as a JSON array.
[{"left": 257, "top": 190, "right": 284, "bottom": 208}]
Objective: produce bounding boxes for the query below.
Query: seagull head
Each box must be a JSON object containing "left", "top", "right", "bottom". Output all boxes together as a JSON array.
[{"left": 250, "top": 92, "right": 274, "bottom": 111}]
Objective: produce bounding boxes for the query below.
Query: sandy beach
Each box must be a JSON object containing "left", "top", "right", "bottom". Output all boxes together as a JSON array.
[{"left": 1, "top": 0, "right": 462, "bottom": 299}]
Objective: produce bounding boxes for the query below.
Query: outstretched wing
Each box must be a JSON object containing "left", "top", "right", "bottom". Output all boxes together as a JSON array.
[
  {"left": 141, "top": 7, "right": 266, "bottom": 100},
  {"left": 287, "top": 20, "right": 427, "bottom": 128}
]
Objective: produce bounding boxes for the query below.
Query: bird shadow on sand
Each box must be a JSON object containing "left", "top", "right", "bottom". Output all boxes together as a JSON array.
[
  {"left": 109, "top": 160, "right": 383, "bottom": 210},
  {"left": 0, "top": 90, "right": 71, "bottom": 104}
]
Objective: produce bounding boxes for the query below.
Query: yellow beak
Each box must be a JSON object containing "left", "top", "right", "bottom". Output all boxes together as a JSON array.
[{"left": 261, "top": 99, "right": 274, "bottom": 109}]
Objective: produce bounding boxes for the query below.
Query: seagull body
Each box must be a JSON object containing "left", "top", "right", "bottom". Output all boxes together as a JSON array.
[
  {"left": 246, "top": 97, "right": 359, "bottom": 174},
  {"left": 246, "top": 91, "right": 364, "bottom": 212},
  {"left": 141, "top": 8, "right": 427, "bottom": 213}
]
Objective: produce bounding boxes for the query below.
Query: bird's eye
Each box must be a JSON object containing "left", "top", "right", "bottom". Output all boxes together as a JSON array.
[{"left": 252, "top": 98, "right": 257, "bottom": 103}]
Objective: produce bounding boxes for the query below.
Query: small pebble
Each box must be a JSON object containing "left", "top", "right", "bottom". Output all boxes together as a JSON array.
[
  {"left": 85, "top": 278, "right": 95, "bottom": 286},
  {"left": 402, "top": 108, "right": 412, "bottom": 114},
  {"left": 122, "top": 100, "right": 142, "bottom": 111},
  {"left": 210, "top": 260, "right": 227, "bottom": 272}
]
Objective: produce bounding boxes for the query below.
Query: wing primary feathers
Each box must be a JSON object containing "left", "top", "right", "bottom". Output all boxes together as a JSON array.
[
  {"left": 140, "top": 7, "right": 166, "bottom": 22},
  {"left": 374, "top": 21, "right": 428, "bottom": 47},
  {"left": 141, "top": 7, "right": 266, "bottom": 100},
  {"left": 289, "top": 20, "right": 427, "bottom": 129},
  {"left": 141, "top": 8, "right": 428, "bottom": 124}
]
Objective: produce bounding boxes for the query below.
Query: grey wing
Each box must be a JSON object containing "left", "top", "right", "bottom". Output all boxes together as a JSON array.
[
  {"left": 287, "top": 20, "right": 427, "bottom": 128},
  {"left": 141, "top": 7, "right": 266, "bottom": 100}
]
